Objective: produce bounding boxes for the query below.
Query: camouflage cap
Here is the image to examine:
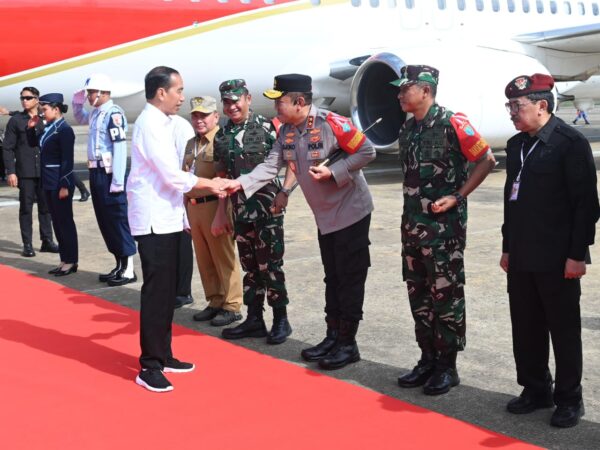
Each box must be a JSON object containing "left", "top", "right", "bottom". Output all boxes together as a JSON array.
[
  {"left": 390, "top": 65, "right": 439, "bottom": 88},
  {"left": 190, "top": 96, "right": 217, "bottom": 113},
  {"left": 219, "top": 79, "right": 249, "bottom": 101},
  {"left": 505, "top": 73, "right": 554, "bottom": 99}
]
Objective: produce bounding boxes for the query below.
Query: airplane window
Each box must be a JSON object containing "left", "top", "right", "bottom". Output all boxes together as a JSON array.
[
  {"left": 476, "top": 0, "right": 484, "bottom": 11},
  {"left": 577, "top": 2, "right": 584, "bottom": 14},
  {"left": 311, "top": 0, "right": 322, "bottom": 5},
  {"left": 536, "top": 0, "right": 543, "bottom": 12},
  {"left": 593, "top": 3, "right": 599, "bottom": 15},
  {"left": 492, "top": 0, "right": 500, "bottom": 11},
  {"left": 563, "top": 1, "right": 571, "bottom": 14},
  {"left": 550, "top": 0, "right": 557, "bottom": 13},
  {"left": 405, "top": 0, "right": 415, "bottom": 8},
  {"left": 438, "top": 0, "right": 446, "bottom": 9},
  {"left": 522, "top": 0, "right": 530, "bottom": 12},
  {"left": 388, "top": 0, "right": 397, "bottom": 7},
  {"left": 240, "top": 0, "right": 251, "bottom": 4},
  {"left": 351, "top": 0, "right": 361, "bottom": 6},
  {"left": 507, "top": 0, "right": 516, "bottom": 12},
  {"left": 370, "top": 0, "right": 380, "bottom": 6},
  {"left": 457, "top": 0, "right": 466, "bottom": 10}
]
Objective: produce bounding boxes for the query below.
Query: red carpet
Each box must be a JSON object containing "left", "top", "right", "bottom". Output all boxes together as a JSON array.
[{"left": 0, "top": 264, "right": 538, "bottom": 449}]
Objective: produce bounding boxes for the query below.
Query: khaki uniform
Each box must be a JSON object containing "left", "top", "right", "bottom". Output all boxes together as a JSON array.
[{"left": 183, "top": 126, "right": 242, "bottom": 312}]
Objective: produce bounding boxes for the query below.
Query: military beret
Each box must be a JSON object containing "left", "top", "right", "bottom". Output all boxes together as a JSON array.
[
  {"left": 390, "top": 65, "right": 439, "bottom": 87},
  {"left": 264, "top": 74, "right": 312, "bottom": 99},
  {"left": 219, "top": 79, "right": 248, "bottom": 101},
  {"left": 190, "top": 96, "right": 217, "bottom": 114},
  {"left": 39, "top": 93, "right": 64, "bottom": 104},
  {"left": 505, "top": 73, "right": 554, "bottom": 98}
]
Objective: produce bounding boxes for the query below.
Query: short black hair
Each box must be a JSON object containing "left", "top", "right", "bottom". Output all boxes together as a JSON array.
[
  {"left": 286, "top": 92, "right": 313, "bottom": 106},
  {"left": 145, "top": 66, "right": 179, "bottom": 100},
  {"left": 20, "top": 86, "right": 39, "bottom": 97},
  {"left": 527, "top": 91, "right": 555, "bottom": 113},
  {"left": 416, "top": 81, "right": 437, "bottom": 98},
  {"left": 45, "top": 102, "right": 68, "bottom": 114}
]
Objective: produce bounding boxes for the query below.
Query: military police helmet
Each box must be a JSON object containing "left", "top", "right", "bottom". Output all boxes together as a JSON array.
[{"left": 84, "top": 73, "right": 112, "bottom": 92}]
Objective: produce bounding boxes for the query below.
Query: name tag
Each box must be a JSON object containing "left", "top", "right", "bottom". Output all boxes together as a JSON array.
[{"left": 509, "top": 181, "right": 520, "bottom": 201}]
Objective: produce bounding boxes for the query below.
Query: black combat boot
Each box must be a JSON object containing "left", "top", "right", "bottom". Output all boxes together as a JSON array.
[
  {"left": 301, "top": 317, "right": 339, "bottom": 361},
  {"left": 318, "top": 319, "right": 360, "bottom": 370},
  {"left": 107, "top": 256, "right": 137, "bottom": 286},
  {"left": 222, "top": 302, "right": 268, "bottom": 340},
  {"left": 267, "top": 306, "right": 292, "bottom": 345},
  {"left": 398, "top": 351, "right": 436, "bottom": 388},
  {"left": 423, "top": 351, "right": 460, "bottom": 395},
  {"left": 99, "top": 255, "right": 121, "bottom": 282}
]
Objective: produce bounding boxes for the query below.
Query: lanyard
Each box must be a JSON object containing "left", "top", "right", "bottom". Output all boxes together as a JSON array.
[{"left": 516, "top": 138, "right": 540, "bottom": 182}]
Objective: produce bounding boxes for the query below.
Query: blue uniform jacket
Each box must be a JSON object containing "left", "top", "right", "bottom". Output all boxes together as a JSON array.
[{"left": 33, "top": 118, "right": 76, "bottom": 190}]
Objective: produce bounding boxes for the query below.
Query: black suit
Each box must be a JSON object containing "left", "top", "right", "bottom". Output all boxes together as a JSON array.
[
  {"left": 502, "top": 115, "right": 600, "bottom": 406},
  {"left": 3, "top": 111, "right": 53, "bottom": 245}
]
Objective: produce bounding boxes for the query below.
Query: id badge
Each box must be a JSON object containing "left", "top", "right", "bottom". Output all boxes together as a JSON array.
[{"left": 509, "top": 181, "right": 520, "bottom": 201}]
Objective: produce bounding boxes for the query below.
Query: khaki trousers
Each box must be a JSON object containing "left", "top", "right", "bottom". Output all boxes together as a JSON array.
[{"left": 187, "top": 201, "right": 243, "bottom": 312}]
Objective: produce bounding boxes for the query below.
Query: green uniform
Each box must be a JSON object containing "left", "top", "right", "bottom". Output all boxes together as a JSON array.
[
  {"left": 399, "top": 104, "right": 468, "bottom": 354},
  {"left": 214, "top": 111, "right": 288, "bottom": 308}
]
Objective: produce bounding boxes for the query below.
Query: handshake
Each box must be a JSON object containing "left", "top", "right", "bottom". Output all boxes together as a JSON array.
[{"left": 210, "top": 177, "right": 241, "bottom": 197}]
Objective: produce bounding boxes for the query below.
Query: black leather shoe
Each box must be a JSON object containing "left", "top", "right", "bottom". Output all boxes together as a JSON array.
[
  {"left": 551, "top": 402, "right": 585, "bottom": 428},
  {"left": 79, "top": 190, "right": 90, "bottom": 202},
  {"left": 107, "top": 271, "right": 137, "bottom": 287},
  {"left": 174, "top": 295, "right": 193, "bottom": 309},
  {"left": 55, "top": 263, "right": 78, "bottom": 277},
  {"left": 318, "top": 342, "right": 360, "bottom": 370},
  {"left": 40, "top": 240, "right": 59, "bottom": 253},
  {"left": 267, "top": 316, "right": 292, "bottom": 345},
  {"left": 211, "top": 310, "right": 242, "bottom": 327},
  {"left": 48, "top": 265, "right": 64, "bottom": 275},
  {"left": 193, "top": 306, "right": 220, "bottom": 322},
  {"left": 222, "top": 315, "right": 267, "bottom": 340},
  {"left": 99, "top": 266, "right": 121, "bottom": 282},
  {"left": 301, "top": 317, "right": 338, "bottom": 362},
  {"left": 398, "top": 356, "right": 436, "bottom": 388},
  {"left": 423, "top": 368, "right": 460, "bottom": 395},
  {"left": 506, "top": 390, "right": 554, "bottom": 414},
  {"left": 21, "top": 243, "right": 35, "bottom": 257}
]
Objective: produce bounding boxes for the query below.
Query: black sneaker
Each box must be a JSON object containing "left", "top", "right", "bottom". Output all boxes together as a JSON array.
[
  {"left": 136, "top": 369, "right": 173, "bottom": 393},
  {"left": 163, "top": 358, "right": 195, "bottom": 373},
  {"left": 211, "top": 310, "right": 242, "bottom": 327}
]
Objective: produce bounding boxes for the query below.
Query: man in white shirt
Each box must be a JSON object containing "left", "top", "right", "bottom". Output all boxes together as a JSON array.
[{"left": 127, "top": 66, "right": 225, "bottom": 393}]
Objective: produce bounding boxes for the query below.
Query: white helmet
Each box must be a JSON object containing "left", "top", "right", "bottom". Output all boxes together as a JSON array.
[{"left": 84, "top": 73, "right": 112, "bottom": 92}]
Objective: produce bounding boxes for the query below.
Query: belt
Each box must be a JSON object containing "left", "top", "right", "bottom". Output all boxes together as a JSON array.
[
  {"left": 88, "top": 159, "right": 108, "bottom": 169},
  {"left": 190, "top": 195, "right": 218, "bottom": 205}
]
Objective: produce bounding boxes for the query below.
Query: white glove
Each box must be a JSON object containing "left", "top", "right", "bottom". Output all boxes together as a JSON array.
[{"left": 72, "top": 89, "right": 86, "bottom": 106}]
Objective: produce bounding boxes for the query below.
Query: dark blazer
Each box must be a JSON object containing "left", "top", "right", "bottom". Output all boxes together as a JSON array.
[
  {"left": 31, "top": 118, "right": 75, "bottom": 191},
  {"left": 502, "top": 115, "right": 600, "bottom": 272},
  {"left": 2, "top": 111, "right": 45, "bottom": 178}
]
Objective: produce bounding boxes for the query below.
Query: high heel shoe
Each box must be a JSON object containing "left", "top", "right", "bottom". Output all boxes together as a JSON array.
[
  {"left": 55, "top": 263, "right": 78, "bottom": 277},
  {"left": 48, "top": 264, "right": 65, "bottom": 275}
]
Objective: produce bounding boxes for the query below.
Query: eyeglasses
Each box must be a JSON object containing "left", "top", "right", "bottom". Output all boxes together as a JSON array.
[
  {"left": 505, "top": 101, "right": 536, "bottom": 113},
  {"left": 20, "top": 96, "right": 37, "bottom": 101}
]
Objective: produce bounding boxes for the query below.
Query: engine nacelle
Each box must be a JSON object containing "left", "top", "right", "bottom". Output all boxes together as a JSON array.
[{"left": 350, "top": 47, "right": 553, "bottom": 150}]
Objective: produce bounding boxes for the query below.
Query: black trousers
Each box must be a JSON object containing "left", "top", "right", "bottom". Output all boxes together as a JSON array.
[
  {"left": 176, "top": 231, "right": 193, "bottom": 297},
  {"left": 18, "top": 177, "right": 53, "bottom": 245},
  {"left": 136, "top": 232, "right": 180, "bottom": 370},
  {"left": 507, "top": 270, "right": 582, "bottom": 406},
  {"left": 45, "top": 188, "right": 77, "bottom": 264},
  {"left": 317, "top": 214, "right": 371, "bottom": 323}
]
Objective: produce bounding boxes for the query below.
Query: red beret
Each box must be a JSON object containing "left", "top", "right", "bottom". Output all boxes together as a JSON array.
[{"left": 505, "top": 73, "right": 554, "bottom": 98}]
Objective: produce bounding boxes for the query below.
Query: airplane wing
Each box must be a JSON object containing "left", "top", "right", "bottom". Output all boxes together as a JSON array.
[{"left": 514, "top": 23, "right": 600, "bottom": 54}]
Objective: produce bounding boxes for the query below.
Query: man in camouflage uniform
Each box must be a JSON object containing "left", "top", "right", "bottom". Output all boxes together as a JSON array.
[
  {"left": 213, "top": 79, "right": 292, "bottom": 345},
  {"left": 393, "top": 65, "right": 495, "bottom": 395}
]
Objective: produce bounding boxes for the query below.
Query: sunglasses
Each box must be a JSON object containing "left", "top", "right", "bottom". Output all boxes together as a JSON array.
[{"left": 20, "top": 96, "right": 37, "bottom": 101}]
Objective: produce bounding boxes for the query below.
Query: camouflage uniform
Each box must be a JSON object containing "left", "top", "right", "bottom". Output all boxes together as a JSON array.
[
  {"left": 214, "top": 110, "right": 288, "bottom": 308},
  {"left": 399, "top": 103, "right": 468, "bottom": 354}
]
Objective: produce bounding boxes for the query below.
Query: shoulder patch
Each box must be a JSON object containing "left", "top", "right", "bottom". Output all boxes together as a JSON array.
[
  {"left": 325, "top": 112, "right": 366, "bottom": 155},
  {"left": 449, "top": 112, "right": 490, "bottom": 162},
  {"left": 107, "top": 112, "right": 126, "bottom": 142}
]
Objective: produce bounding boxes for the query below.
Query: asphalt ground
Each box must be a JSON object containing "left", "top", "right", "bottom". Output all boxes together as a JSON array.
[{"left": 0, "top": 107, "right": 599, "bottom": 448}]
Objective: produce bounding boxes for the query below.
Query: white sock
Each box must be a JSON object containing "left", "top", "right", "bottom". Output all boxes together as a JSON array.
[{"left": 123, "top": 256, "right": 134, "bottom": 278}]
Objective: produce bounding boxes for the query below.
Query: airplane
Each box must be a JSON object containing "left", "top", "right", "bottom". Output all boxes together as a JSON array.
[{"left": 1, "top": 0, "right": 600, "bottom": 151}]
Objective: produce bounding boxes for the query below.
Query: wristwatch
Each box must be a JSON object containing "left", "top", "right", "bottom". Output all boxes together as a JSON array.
[
  {"left": 453, "top": 192, "right": 465, "bottom": 205},
  {"left": 280, "top": 187, "right": 291, "bottom": 196}
]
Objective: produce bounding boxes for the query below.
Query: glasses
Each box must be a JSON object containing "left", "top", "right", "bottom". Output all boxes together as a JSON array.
[
  {"left": 20, "top": 96, "right": 37, "bottom": 101},
  {"left": 505, "top": 101, "right": 536, "bottom": 113}
]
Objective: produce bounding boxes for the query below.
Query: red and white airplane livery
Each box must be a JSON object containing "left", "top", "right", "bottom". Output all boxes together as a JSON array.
[{"left": 1, "top": 0, "right": 600, "bottom": 149}]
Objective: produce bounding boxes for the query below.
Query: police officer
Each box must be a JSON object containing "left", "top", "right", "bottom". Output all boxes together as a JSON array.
[
  {"left": 501, "top": 74, "right": 599, "bottom": 427},
  {"left": 225, "top": 74, "right": 375, "bottom": 370},
  {"left": 2, "top": 87, "right": 58, "bottom": 257},
  {"left": 184, "top": 96, "right": 243, "bottom": 326},
  {"left": 73, "top": 74, "right": 137, "bottom": 286},
  {"left": 392, "top": 65, "right": 495, "bottom": 394},
  {"left": 30, "top": 93, "right": 79, "bottom": 276},
  {"left": 213, "top": 79, "right": 292, "bottom": 345}
]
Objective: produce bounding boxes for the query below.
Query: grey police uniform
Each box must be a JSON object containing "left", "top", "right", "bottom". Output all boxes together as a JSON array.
[{"left": 239, "top": 105, "right": 375, "bottom": 322}]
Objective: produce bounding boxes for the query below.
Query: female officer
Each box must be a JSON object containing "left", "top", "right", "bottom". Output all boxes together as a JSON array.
[{"left": 29, "top": 93, "right": 79, "bottom": 276}]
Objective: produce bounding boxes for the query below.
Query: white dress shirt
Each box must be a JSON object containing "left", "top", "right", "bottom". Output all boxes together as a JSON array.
[{"left": 127, "top": 103, "right": 198, "bottom": 236}]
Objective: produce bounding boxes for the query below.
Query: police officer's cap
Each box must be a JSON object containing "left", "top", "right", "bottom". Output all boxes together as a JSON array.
[
  {"left": 390, "top": 65, "right": 439, "bottom": 88},
  {"left": 39, "top": 93, "right": 64, "bottom": 105},
  {"left": 505, "top": 73, "right": 554, "bottom": 99},
  {"left": 219, "top": 79, "right": 248, "bottom": 101},
  {"left": 264, "top": 74, "right": 312, "bottom": 100}
]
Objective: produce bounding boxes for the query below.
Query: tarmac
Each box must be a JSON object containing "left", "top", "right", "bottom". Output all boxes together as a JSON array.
[{"left": 0, "top": 107, "right": 599, "bottom": 449}]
